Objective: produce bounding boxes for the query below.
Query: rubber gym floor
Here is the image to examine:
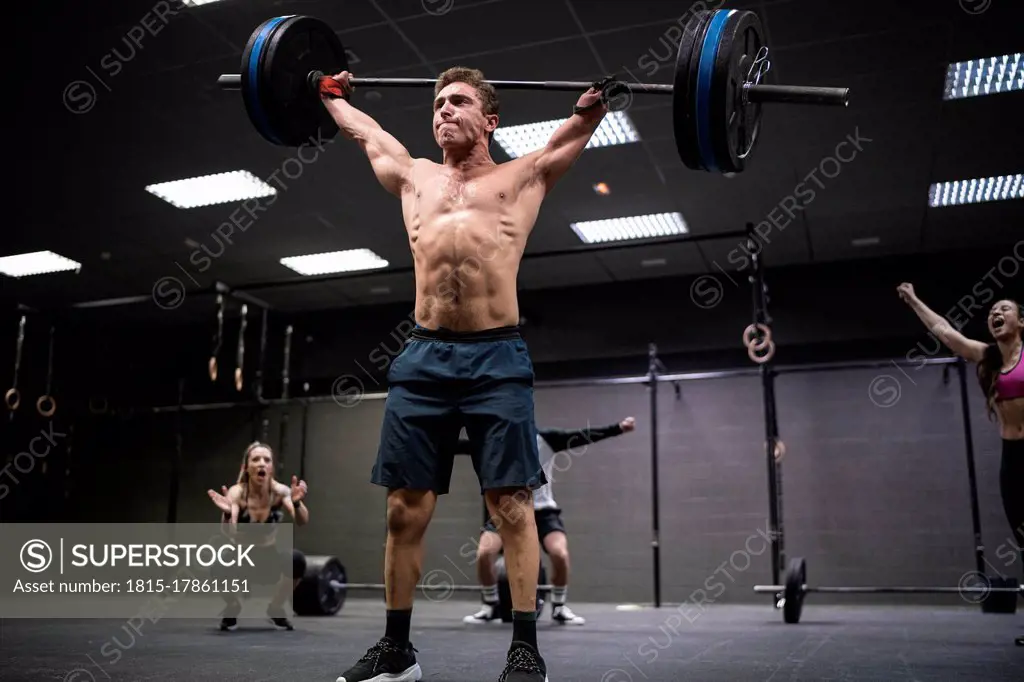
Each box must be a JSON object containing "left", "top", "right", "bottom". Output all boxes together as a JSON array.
[{"left": 1, "top": 598, "right": 1020, "bottom": 681}]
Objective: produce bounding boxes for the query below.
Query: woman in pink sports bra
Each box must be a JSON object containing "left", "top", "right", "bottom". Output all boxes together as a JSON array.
[{"left": 898, "top": 284, "right": 1023, "bottom": 646}]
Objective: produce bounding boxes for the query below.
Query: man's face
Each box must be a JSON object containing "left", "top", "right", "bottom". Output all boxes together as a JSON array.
[{"left": 432, "top": 82, "right": 497, "bottom": 149}]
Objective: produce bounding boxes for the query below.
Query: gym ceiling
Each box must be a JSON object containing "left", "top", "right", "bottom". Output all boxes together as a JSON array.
[{"left": 5, "top": 0, "right": 1023, "bottom": 321}]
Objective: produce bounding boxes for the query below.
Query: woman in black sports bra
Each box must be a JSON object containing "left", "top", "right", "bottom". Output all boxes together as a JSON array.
[{"left": 207, "top": 441, "right": 310, "bottom": 631}]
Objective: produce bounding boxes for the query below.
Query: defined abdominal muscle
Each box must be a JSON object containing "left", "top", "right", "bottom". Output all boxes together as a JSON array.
[
  {"left": 411, "top": 217, "right": 521, "bottom": 330},
  {"left": 403, "top": 161, "right": 539, "bottom": 330},
  {"left": 998, "top": 398, "right": 1024, "bottom": 439}
]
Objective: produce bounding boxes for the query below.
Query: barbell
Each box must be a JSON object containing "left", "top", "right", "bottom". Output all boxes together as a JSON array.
[
  {"left": 754, "top": 557, "right": 1022, "bottom": 624},
  {"left": 292, "top": 555, "right": 550, "bottom": 622},
  {"left": 216, "top": 11, "right": 850, "bottom": 174}
]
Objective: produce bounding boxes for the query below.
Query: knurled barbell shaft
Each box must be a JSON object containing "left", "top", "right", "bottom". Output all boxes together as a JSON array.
[
  {"left": 215, "top": 73, "right": 849, "bottom": 107},
  {"left": 754, "top": 585, "right": 1023, "bottom": 594}
]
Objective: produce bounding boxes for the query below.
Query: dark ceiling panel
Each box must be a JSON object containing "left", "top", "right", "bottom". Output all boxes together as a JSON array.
[
  {"left": 808, "top": 208, "right": 924, "bottom": 262},
  {"left": 517, "top": 253, "right": 614, "bottom": 290},
  {"left": 763, "top": 0, "right": 957, "bottom": 48},
  {"left": 925, "top": 202, "right": 1024, "bottom": 252},
  {"left": 396, "top": 0, "right": 580, "bottom": 64},
  {"left": 376, "top": 0, "right": 505, "bottom": 21},
  {"left": 595, "top": 241, "right": 708, "bottom": 281},
  {"left": 334, "top": 271, "right": 417, "bottom": 306},
  {"left": 328, "top": 23, "right": 428, "bottom": 75},
  {"left": 5, "top": 0, "right": 1023, "bottom": 313}
]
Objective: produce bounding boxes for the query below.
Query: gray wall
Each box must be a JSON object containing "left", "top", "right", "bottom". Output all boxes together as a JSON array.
[
  {"left": 775, "top": 365, "right": 981, "bottom": 604},
  {"left": 62, "top": 360, "right": 1017, "bottom": 605}
]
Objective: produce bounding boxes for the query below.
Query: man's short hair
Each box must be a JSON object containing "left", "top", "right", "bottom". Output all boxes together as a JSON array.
[{"left": 434, "top": 67, "right": 499, "bottom": 140}]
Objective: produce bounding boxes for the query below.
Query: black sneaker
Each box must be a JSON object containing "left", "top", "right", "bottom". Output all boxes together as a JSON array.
[
  {"left": 498, "top": 641, "right": 548, "bottom": 682},
  {"left": 1015, "top": 635, "right": 1023, "bottom": 646},
  {"left": 219, "top": 600, "right": 240, "bottom": 632},
  {"left": 336, "top": 637, "right": 421, "bottom": 682},
  {"left": 268, "top": 606, "right": 294, "bottom": 631}
]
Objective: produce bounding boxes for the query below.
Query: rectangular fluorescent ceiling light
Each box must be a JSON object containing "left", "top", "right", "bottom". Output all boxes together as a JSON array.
[
  {"left": 570, "top": 212, "right": 687, "bottom": 244},
  {"left": 944, "top": 54, "right": 1022, "bottom": 100},
  {"left": 181, "top": 1, "right": 225, "bottom": 6},
  {"left": 0, "top": 250, "right": 81, "bottom": 278},
  {"left": 145, "top": 171, "right": 276, "bottom": 209},
  {"left": 493, "top": 111, "right": 640, "bottom": 158},
  {"left": 929, "top": 174, "right": 1023, "bottom": 207},
  {"left": 851, "top": 237, "right": 880, "bottom": 247},
  {"left": 280, "top": 249, "right": 389, "bottom": 276}
]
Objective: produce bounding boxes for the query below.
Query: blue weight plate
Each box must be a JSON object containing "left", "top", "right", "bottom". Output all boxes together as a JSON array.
[
  {"left": 241, "top": 16, "right": 292, "bottom": 145},
  {"left": 694, "top": 9, "right": 733, "bottom": 172}
]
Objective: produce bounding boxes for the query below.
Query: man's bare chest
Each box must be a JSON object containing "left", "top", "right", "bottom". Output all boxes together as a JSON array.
[{"left": 416, "top": 169, "right": 519, "bottom": 211}]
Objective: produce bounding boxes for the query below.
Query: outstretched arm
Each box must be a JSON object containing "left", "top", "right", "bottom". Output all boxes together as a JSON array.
[
  {"left": 898, "top": 283, "right": 987, "bottom": 362},
  {"left": 208, "top": 484, "right": 240, "bottom": 531},
  {"left": 278, "top": 477, "right": 309, "bottom": 527},
  {"left": 532, "top": 85, "right": 608, "bottom": 192},
  {"left": 539, "top": 416, "right": 636, "bottom": 453},
  {"left": 320, "top": 72, "right": 413, "bottom": 197}
]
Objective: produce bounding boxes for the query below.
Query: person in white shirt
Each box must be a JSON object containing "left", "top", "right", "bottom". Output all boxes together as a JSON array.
[{"left": 460, "top": 417, "right": 636, "bottom": 625}]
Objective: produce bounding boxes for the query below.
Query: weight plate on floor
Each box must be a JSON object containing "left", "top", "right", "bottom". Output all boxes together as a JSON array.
[{"left": 783, "top": 557, "right": 806, "bottom": 624}]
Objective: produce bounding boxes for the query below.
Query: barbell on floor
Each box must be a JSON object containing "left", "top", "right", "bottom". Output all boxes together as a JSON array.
[
  {"left": 340, "top": 582, "right": 557, "bottom": 592},
  {"left": 292, "top": 555, "right": 550, "bottom": 622},
  {"left": 754, "top": 586, "right": 1024, "bottom": 594},
  {"left": 216, "top": 10, "right": 850, "bottom": 173},
  {"left": 754, "top": 557, "right": 1022, "bottom": 624}
]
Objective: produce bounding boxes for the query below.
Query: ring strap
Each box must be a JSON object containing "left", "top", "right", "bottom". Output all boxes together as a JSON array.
[
  {"left": 44, "top": 325, "right": 55, "bottom": 395},
  {"left": 282, "top": 325, "right": 293, "bottom": 400},
  {"left": 256, "top": 308, "right": 269, "bottom": 400},
  {"left": 11, "top": 315, "right": 25, "bottom": 387},
  {"left": 211, "top": 294, "right": 225, "bottom": 380},
  {"left": 236, "top": 304, "right": 248, "bottom": 391},
  {"left": 6, "top": 316, "right": 25, "bottom": 412}
]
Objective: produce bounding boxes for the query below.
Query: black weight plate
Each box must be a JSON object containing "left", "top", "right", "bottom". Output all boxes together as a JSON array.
[
  {"left": 711, "top": 10, "right": 765, "bottom": 173},
  {"left": 673, "top": 10, "right": 715, "bottom": 171},
  {"left": 240, "top": 16, "right": 290, "bottom": 146},
  {"left": 980, "top": 576, "right": 1019, "bottom": 614},
  {"left": 317, "top": 556, "right": 347, "bottom": 615},
  {"left": 294, "top": 555, "right": 347, "bottom": 616},
  {"left": 496, "top": 556, "right": 548, "bottom": 622},
  {"left": 783, "top": 557, "right": 806, "bottom": 624},
  {"left": 260, "top": 15, "right": 348, "bottom": 147},
  {"left": 250, "top": 15, "right": 348, "bottom": 147}
]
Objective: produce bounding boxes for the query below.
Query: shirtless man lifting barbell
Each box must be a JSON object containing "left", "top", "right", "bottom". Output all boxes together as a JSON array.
[{"left": 319, "top": 68, "right": 610, "bottom": 682}]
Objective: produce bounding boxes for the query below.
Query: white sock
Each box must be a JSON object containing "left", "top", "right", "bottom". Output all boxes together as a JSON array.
[
  {"left": 482, "top": 584, "right": 498, "bottom": 604},
  {"left": 552, "top": 586, "right": 567, "bottom": 606}
]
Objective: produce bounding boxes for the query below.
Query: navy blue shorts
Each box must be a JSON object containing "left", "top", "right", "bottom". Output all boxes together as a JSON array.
[{"left": 371, "top": 325, "right": 545, "bottom": 495}]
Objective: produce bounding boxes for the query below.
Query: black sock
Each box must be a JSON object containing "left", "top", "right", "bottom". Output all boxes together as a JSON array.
[
  {"left": 385, "top": 609, "right": 412, "bottom": 647},
  {"left": 511, "top": 610, "right": 538, "bottom": 651}
]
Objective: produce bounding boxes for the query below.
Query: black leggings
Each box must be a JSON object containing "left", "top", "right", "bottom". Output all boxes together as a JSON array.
[{"left": 1000, "top": 439, "right": 1024, "bottom": 579}]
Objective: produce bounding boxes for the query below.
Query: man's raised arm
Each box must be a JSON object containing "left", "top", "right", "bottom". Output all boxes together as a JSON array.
[
  {"left": 320, "top": 72, "right": 413, "bottom": 197},
  {"left": 539, "top": 417, "right": 636, "bottom": 453},
  {"left": 532, "top": 84, "right": 608, "bottom": 191}
]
